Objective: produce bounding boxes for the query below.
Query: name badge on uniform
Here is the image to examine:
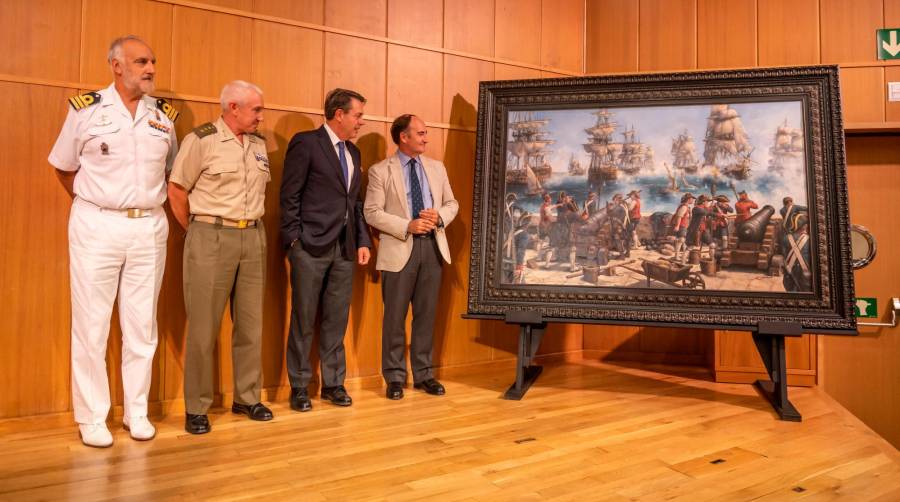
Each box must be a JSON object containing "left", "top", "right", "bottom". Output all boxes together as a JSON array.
[
  {"left": 100, "top": 142, "right": 109, "bottom": 155},
  {"left": 254, "top": 152, "right": 269, "bottom": 168}
]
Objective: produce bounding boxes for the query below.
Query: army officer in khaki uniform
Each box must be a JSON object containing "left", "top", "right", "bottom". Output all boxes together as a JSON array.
[{"left": 168, "top": 80, "right": 273, "bottom": 434}]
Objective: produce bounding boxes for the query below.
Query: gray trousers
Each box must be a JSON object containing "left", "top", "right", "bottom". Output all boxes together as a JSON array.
[
  {"left": 183, "top": 220, "right": 265, "bottom": 415},
  {"left": 381, "top": 235, "right": 443, "bottom": 384},
  {"left": 286, "top": 240, "right": 354, "bottom": 389}
]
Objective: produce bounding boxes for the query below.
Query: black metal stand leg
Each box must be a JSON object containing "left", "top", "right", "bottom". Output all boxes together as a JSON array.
[
  {"left": 503, "top": 311, "right": 545, "bottom": 400},
  {"left": 752, "top": 322, "right": 802, "bottom": 422}
]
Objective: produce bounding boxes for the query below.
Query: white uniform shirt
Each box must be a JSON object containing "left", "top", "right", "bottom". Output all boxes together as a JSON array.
[
  {"left": 48, "top": 83, "right": 178, "bottom": 209},
  {"left": 323, "top": 123, "right": 354, "bottom": 187}
]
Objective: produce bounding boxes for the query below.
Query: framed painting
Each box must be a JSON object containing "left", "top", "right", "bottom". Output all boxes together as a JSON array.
[{"left": 466, "top": 65, "right": 856, "bottom": 333}]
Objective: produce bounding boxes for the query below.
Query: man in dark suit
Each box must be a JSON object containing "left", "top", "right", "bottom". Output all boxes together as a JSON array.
[
  {"left": 364, "top": 114, "right": 458, "bottom": 400},
  {"left": 280, "top": 88, "right": 372, "bottom": 411}
]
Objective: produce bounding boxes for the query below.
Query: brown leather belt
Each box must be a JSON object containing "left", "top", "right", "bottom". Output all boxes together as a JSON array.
[{"left": 192, "top": 215, "right": 258, "bottom": 228}]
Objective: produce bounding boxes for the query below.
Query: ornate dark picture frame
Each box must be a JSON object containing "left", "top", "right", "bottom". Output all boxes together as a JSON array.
[{"left": 466, "top": 65, "right": 856, "bottom": 334}]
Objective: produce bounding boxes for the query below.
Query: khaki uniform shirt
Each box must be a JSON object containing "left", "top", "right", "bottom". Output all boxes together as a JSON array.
[
  {"left": 48, "top": 83, "right": 178, "bottom": 209},
  {"left": 169, "top": 116, "right": 270, "bottom": 221}
]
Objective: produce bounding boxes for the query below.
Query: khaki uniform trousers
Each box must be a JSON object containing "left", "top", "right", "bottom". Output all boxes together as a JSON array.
[{"left": 183, "top": 219, "right": 266, "bottom": 415}]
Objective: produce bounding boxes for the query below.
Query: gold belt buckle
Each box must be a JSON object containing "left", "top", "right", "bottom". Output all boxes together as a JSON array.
[
  {"left": 237, "top": 219, "right": 248, "bottom": 229},
  {"left": 127, "top": 208, "right": 144, "bottom": 218}
]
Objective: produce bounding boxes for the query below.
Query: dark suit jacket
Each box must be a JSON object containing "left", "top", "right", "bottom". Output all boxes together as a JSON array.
[{"left": 280, "top": 126, "right": 372, "bottom": 259}]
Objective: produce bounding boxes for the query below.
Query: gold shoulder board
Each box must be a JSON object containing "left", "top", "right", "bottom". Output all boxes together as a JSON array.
[
  {"left": 156, "top": 98, "right": 180, "bottom": 122},
  {"left": 68, "top": 91, "right": 102, "bottom": 111}
]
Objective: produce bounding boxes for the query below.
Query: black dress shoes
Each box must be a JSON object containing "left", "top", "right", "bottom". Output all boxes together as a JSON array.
[
  {"left": 386, "top": 382, "right": 404, "bottom": 400},
  {"left": 185, "top": 413, "right": 210, "bottom": 434},
  {"left": 321, "top": 385, "right": 353, "bottom": 406},
  {"left": 232, "top": 402, "right": 274, "bottom": 421},
  {"left": 290, "top": 387, "right": 312, "bottom": 412},
  {"left": 414, "top": 378, "right": 445, "bottom": 396}
]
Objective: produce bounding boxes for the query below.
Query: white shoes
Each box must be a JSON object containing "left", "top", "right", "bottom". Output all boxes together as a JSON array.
[
  {"left": 123, "top": 416, "right": 156, "bottom": 441},
  {"left": 78, "top": 423, "right": 113, "bottom": 448}
]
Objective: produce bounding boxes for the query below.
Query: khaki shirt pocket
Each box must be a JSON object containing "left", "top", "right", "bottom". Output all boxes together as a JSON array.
[{"left": 254, "top": 159, "right": 271, "bottom": 193}]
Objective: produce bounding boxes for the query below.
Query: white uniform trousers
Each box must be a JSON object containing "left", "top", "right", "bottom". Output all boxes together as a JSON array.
[{"left": 68, "top": 198, "right": 168, "bottom": 424}]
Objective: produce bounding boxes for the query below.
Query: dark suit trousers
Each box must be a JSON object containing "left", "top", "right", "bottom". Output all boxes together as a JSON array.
[
  {"left": 286, "top": 240, "right": 354, "bottom": 389},
  {"left": 381, "top": 235, "right": 443, "bottom": 384}
]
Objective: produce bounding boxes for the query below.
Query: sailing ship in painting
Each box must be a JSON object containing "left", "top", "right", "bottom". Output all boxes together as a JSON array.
[
  {"left": 701, "top": 104, "right": 754, "bottom": 193},
  {"left": 506, "top": 112, "right": 554, "bottom": 195},
  {"left": 567, "top": 153, "right": 585, "bottom": 176},
  {"left": 584, "top": 109, "right": 654, "bottom": 190},
  {"left": 768, "top": 119, "right": 804, "bottom": 173},
  {"left": 661, "top": 131, "right": 700, "bottom": 194},
  {"left": 500, "top": 101, "right": 813, "bottom": 294}
]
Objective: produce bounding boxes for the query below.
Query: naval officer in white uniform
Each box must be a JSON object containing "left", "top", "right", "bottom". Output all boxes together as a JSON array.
[{"left": 48, "top": 35, "right": 178, "bottom": 447}]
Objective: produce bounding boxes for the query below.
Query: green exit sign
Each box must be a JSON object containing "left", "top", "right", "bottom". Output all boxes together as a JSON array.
[
  {"left": 854, "top": 297, "right": 878, "bottom": 318},
  {"left": 877, "top": 29, "right": 900, "bottom": 59}
]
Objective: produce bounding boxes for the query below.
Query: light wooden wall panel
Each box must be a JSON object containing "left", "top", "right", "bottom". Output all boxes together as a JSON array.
[
  {"left": 439, "top": 129, "right": 497, "bottom": 365},
  {"left": 2, "top": 0, "right": 586, "bottom": 419},
  {"left": 324, "top": 34, "right": 387, "bottom": 117},
  {"left": 888, "top": 0, "right": 900, "bottom": 25},
  {"left": 80, "top": 0, "right": 173, "bottom": 90},
  {"left": 542, "top": 0, "right": 585, "bottom": 72},
  {"left": 639, "top": 0, "right": 697, "bottom": 71},
  {"left": 386, "top": 44, "right": 443, "bottom": 123},
  {"left": 0, "top": 82, "right": 76, "bottom": 418},
  {"left": 757, "top": 0, "right": 820, "bottom": 66},
  {"left": 697, "top": 0, "right": 756, "bottom": 68},
  {"left": 820, "top": 0, "right": 883, "bottom": 64},
  {"left": 0, "top": 0, "right": 81, "bottom": 82},
  {"left": 252, "top": 0, "right": 324, "bottom": 24},
  {"left": 443, "top": 55, "right": 494, "bottom": 128},
  {"left": 251, "top": 21, "right": 323, "bottom": 109},
  {"left": 822, "top": 136, "right": 900, "bottom": 448},
  {"left": 171, "top": 6, "right": 252, "bottom": 97},
  {"left": 325, "top": 0, "right": 387, "bottom": 37},
  {"left": 387, "top": 0, "right": 443, "bottom": 47},
  {"left": 494, "top": 63, "right": 541, "bottom": 80},
  {"left": 841, "top": 66, "right": 886, "bottom": 123},
  {"left": 585, "top": 0, "right": 638, "bottom": 74},
  {"left": 715, "top": 331, "right": 817, "bottom": 386},
  {"left": 495, "top": 0, "right": 542, "bottom": 66},
  {"left": 203, "top": 0, "right": 253, "bottom": 10},
  {"left": 444, "top": 0, "right": 494, "bottom": 57},
  {"left": 583, "top": 326, "right": 711, "bottom": 366},
  {"left": 886, "top": 67, "right": 900, "bottom": 122}
]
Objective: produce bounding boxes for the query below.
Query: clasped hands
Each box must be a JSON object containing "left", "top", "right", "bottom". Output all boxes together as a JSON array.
[{"left": 408, "top": 208, "right": 439, "bottom": 235}]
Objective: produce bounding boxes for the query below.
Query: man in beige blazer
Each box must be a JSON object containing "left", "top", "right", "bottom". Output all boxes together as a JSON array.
[{"left": 364, "top": 114, "right": 459, "bottom": 399}]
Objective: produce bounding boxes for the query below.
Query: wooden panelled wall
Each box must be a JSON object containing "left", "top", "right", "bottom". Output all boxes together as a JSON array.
[
  {"left": 0, "top": 0, "right": 587, "bottom": 418},
  {"left": 585, "top": 0, "right": 900, "bottom": 392}
]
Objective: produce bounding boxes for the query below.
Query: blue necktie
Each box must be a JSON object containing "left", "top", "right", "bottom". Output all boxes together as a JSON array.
[
  {"left": 338, "top": 141, "right": 349, "bottom": 188},
  {"left": 409, "top": 158, "right": 425, "bottom": 218}
]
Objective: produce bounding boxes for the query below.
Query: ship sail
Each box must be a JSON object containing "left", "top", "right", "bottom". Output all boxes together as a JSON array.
[
  {"left": 702, "top": 104, "right": 754, "bottom": 188},
  {"left": 506, "top": 111, "right": 555, "bottom": 192},
  {"left": 584, "top": 110, "right": 654, "bottom": 190},
  {"left": 768, "top": 119, "right": 804, "bottom": 173},
  {"left": 567, "top": 153, "right": 585, "bottom": 176}
]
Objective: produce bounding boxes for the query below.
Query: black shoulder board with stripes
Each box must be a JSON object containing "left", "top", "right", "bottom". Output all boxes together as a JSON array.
[
  {"left": 68, "top": 92, "right": 102, "bottom": 111},
  {"left": 156, "top": 98, "right": 180, "bottom": 122},
  {"left": 193, "top": 122, "right": 217, "bottom": 138}
]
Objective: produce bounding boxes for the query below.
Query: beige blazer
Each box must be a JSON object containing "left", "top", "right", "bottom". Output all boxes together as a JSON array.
[{"left": 364, "top": 153, "right": 459, "bottom": 272}]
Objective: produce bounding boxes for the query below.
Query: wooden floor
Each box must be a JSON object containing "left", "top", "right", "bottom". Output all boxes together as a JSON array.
[{"left": 1, "top": 359, "right": 899, "bottom": 501}]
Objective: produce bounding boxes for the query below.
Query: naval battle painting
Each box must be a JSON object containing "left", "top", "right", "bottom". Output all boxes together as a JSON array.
[{"left": 466, "top": 66, "right": 856, "bottom": 333}]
